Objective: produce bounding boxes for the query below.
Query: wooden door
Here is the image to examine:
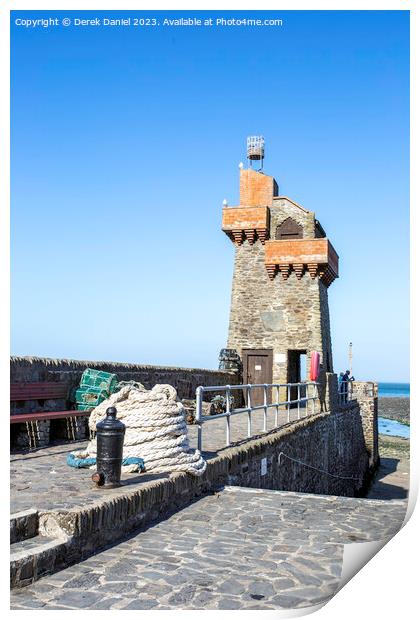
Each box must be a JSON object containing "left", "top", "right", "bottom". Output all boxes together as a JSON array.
[{"left": 243, "top": 349, "right": 273, "bottom": 406}]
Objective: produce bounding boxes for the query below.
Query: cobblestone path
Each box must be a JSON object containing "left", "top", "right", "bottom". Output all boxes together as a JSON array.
[
  {"left": 10, "top": 487, "right": 407, "bottom": 610},
  {"left": 10, "top": 406, "right": 306, "bottom": 515}
]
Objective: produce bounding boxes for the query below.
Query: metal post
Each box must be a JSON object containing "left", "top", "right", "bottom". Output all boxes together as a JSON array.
[
  {"left": 263, "top": 384, "right": 268, "bottom": 432},
  {"left": 196, "top": 387, "right": 203, "bottom": 452},
  {"left": 287, "top": 384, "right": 290, "bottom": 423},
  {"left": 226, "top": 385, "right": 231, "bottom": 447},
  {"left": 297, "top": 383, "right": 301, "bottom": 420},
  {"left": 275, "top": 385, "right": 279, "bottom": 427},
  {"left": 247, "top": 384, "right": 252, "bottom": 438},
  {"left": 311, "top": 383, "right": 315, "bottom": 416}
]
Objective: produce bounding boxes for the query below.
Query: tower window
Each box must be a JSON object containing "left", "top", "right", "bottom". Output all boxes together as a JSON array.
[{"left": 275, "top": 218, "right": 303, "bottom": 240}]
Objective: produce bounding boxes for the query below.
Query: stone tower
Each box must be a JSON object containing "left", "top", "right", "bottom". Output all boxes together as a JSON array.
[{"left": 222, "top": 140, "right": 339, "bottom": 393}]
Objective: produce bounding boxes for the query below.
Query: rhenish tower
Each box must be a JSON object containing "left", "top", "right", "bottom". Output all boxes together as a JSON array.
[{"left": 222, "top": 137, "right": 339, "bottom": 394}]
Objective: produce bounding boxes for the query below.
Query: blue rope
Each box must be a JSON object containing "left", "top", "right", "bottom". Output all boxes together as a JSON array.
[{"left": 67, "top": 453, "right": 145, "bottom": 472}]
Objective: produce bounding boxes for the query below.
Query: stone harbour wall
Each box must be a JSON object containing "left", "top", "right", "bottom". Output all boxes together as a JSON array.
[{"left": 24, "top": 401, "right": 373, "bottom": 584}]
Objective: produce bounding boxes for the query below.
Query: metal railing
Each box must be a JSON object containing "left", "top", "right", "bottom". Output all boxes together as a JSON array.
[
  {"left": 195, "top": 381, "right": 319, "bottom": 451},
  {"left": 338, "top": 380, "right": 376, "bottom": 405}
]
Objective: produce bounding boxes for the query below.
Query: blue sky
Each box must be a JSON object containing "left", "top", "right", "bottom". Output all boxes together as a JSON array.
[{"left": 11, "top": 10, "right": 409, "bottom": 382}]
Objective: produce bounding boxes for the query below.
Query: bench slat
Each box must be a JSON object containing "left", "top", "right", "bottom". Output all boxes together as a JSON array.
[
  {"left": 11, "top": 382, "right": 69, "bottom": 401},
  {"left": 10, "top": 410, "right": 91, "bottom": 424}
]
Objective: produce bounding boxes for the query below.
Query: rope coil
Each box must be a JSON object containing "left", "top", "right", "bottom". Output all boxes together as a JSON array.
[{"left": 71, "top": 382, "right": 207, "bottom": 477}]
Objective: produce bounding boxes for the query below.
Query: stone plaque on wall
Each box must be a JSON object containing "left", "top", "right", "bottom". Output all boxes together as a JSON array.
[{"left": 260, "top": 310, "right": 284, "bottom": 332}]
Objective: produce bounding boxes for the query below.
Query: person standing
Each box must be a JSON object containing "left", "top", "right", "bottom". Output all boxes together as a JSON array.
[{"left": 342, "top": 370, "right": 355, "bottom": 402}]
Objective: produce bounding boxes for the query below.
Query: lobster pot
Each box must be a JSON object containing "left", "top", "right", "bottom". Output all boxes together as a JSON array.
[
  {"left": 218, "top": 348, "right": 242, "bottom": 372},
  {"left": 80, "top": 368, "right": 118, "bottom": 393},
  {"left": 75, "top": 386, "right": 109, "bottom": 410}
]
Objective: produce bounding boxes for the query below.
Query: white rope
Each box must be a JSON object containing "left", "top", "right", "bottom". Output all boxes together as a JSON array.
[{"left": 73, "top": 382, "right": 207, "bottom": 477}]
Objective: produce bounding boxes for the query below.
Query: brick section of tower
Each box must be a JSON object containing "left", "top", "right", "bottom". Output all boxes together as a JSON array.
[{"left": 239, "top": 168, "right": 279, "bottom": 206}]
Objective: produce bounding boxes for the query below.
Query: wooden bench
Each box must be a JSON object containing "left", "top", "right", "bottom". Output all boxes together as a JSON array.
[{"left": 10, "top": 382, "right": 91, "bottom": 447}]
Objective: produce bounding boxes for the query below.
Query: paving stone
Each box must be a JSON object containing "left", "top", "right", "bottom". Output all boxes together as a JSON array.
[
  {"left": 192, "top": 591, "right": 219, "bottom": 607},
  {"left": 10, "top": 597, "right": 46, "bottom": 609},
  {"left": 247, "top": 580, "right": 276, "bottom": 598},
  {"left": 63, "top": 573, "right": 102, "bottom": 589},
  {"left": 49, "top": 590, "right": 104, "bottom": 608},
  {"left": 219, "top": 578, "right": 246, "bottom": 595},
  {"left": 270, "top": 593, "right": 308, "bottom": 608},
  {"left": 272, "top": 578, "right": 296, "bottom": 590},
  {"left": 122, "top": 598, "right": 159, "bottom": 609},
  {"left": 10, "top": 485, "right": 407, "bottom": 610},
  {"left": 99, "top": 581, "right": 136, "bottom": 594},
  {"left": 167, "top": 585, "right": 197, "bottom": 605},
  {"left": 88, "top": 597, "right": 123, "bottom": 609},
  {"left": 217, "top": 597, "right": 243, "bottom": 609}
]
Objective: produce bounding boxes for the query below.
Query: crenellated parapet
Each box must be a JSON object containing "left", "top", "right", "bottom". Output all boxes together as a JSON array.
[
  {"left": 264, "top": 239, "right": 339, "bottom": 286},
  {"left": 222, "top": 206, "right": 269, "bottom": 246}
]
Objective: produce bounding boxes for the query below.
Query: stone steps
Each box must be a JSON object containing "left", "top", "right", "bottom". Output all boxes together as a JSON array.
[
  {"left": 10, "top": 508, "right": 38, "bottom": 544},
  {"left": 10, "top": 534, "right": 70, "bottom": 589},
  {"left": 10, "top": 509, "right": 70, "bottom": 589}
]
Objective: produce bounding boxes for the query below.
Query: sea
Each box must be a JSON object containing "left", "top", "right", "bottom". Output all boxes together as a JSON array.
[
  {"left": 378, "top": 382, "right": 410, "bottom": 398},
  {"left": 378, "top": 417, "right": 410, "bottom": 439},
  {"left": 377, "top": 382, "right": 410, "bottom": 438}
]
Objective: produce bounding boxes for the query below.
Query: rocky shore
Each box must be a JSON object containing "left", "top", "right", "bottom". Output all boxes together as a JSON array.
[
  {"left": 378, "top": 397, "right": 410, "bottom": 425},
  {"left": 379, "top": 434, "right": 409, "bottom": 460}
]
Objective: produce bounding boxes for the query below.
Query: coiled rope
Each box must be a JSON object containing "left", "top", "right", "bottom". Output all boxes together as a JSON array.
[{"left": 70, "top": 382, "right": 207, "bottom": 477}]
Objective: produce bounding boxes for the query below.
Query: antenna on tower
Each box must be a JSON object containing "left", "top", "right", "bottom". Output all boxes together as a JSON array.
[{"left": 247, "top": 136, "right": 265, "bottom": 171}]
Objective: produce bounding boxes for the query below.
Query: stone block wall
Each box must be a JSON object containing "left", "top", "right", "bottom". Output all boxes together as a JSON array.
[
  {"left": 350, "top": 381, "right": 379, "bottom": 470},
  {"left": 270, "top": 197, "right": 316, "bottom": 239},
  {"left": 220, "top": 404, "right": 370, "bottom": 497},
  {"left": 12, "top": 420, "right": 51, "bottom": 449},
  {"left": 11, "top": 357, "right": 237, "bottom": 399},
  {"left": 227, "top": 241, "right": 333, "bottom": 383}
]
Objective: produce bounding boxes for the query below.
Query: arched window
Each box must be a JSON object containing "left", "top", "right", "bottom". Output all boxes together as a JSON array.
[{"left": 275, "top": 217, "right": 303, "bottom": 240}]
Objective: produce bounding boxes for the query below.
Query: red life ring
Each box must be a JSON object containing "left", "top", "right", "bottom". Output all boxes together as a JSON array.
[{"left": 310, "top": 351, "right": 320, "bottom": 381}]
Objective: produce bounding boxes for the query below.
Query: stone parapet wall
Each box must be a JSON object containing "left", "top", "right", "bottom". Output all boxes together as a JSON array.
[
  {"left": 10, "top": 356, "right": 238, "bottom": 401},
  {"left": 10, "top": 356, "right": 238, "bottom": 450}
]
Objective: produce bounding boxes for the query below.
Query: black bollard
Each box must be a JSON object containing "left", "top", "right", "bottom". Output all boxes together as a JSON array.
[{"left": 92, "top": 406, "right": 126, "bottom": 488}]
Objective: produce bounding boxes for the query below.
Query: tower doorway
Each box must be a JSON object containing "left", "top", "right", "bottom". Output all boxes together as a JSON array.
[{"left": 287, "top": 350, "right": 307, "bottom": 405}]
